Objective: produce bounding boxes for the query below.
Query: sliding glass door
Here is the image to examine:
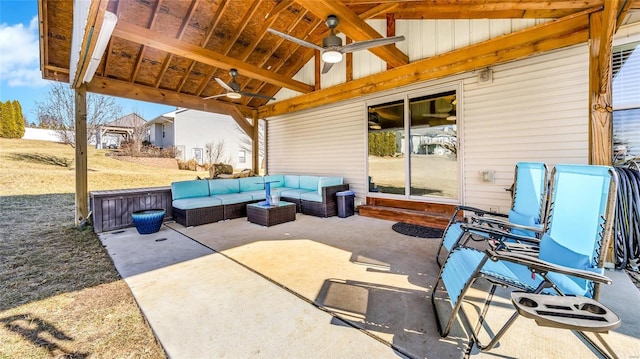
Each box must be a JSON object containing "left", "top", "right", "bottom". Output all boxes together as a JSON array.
[{"left": 368, "top": 87, "right": 459, "bottom": 201}]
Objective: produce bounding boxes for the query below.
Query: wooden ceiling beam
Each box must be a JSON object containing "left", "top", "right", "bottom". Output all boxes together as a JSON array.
[
  {"left": 258, "top": 9, "right": 594, "bottom": 118},
  {"left": 86, "top": 77, "right": 253, "bottom": 118},
  {"left": 351, "top": 0, "right": 603, "bottom": 19},
  {"left": 296, "top": 0, "right": 409, "bottom": 68},
  {"left": 112, "top": 20, "right": 315, "bottom": 94}
]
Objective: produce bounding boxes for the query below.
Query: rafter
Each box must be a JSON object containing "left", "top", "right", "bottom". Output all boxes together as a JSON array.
[
  {"left": 191, "top": 0, "right": 231, "bottom": 96},
  {"left": 295, "top": 0, "right": 409, "bottom": 68},
  {"left": 112, "top": 20, "right": 315, "bottom": 94},
  {"left": 154, "top": 0, "right": 200, "bottom": 88},
  {"left": 221, "top": 0, "right": 261, "bottom": 55},
  {"left": 239, "top": 8, "right": 316, "bottom": 106},
  {"left": 129, "top": 0, "right": 163, "bottom": 83}
]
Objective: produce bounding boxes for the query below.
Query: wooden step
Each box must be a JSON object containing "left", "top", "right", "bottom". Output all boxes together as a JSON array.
[{"left": 358, "top": 205, "right": 456, "bottom": 230}]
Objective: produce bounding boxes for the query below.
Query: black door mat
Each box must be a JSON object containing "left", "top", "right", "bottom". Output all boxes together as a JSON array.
[{"left": 392, "top": 222, "right": 444, "bottom": 239}]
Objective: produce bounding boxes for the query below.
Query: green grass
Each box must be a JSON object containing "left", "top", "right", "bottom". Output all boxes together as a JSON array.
[{"left": 0, "top": 138, "right": 209, "bottom": 358}]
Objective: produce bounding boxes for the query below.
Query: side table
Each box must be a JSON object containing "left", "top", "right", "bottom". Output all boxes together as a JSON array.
[{"left": 247, "top": 201, "right": 296, "bottom": 227}]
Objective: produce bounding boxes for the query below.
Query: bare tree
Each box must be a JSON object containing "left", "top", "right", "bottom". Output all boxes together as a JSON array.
[
  {"left": 205, "top": 140, "right": 232, "bottom": 165},
  {"left": 34, "top": 82, "right": 122, "bottom": 147}
]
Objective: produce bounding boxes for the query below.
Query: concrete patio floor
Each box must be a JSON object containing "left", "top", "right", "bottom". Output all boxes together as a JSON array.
[{"left": 98, "top": 214, "right": 640, "bottom": 358}]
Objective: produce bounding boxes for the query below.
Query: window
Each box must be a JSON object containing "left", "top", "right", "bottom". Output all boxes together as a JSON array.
[
  {"left": 613, "top": 41, "right": 640, "bottom": 163},
  {"left": 238, "top": 150, "right": 246, "bottom": 164},
  {"left": 367, "top": 88, "right": 459, "bottom": 200},
  {"left": 193, "top": 148, "right": 203, "bottom": 165}
]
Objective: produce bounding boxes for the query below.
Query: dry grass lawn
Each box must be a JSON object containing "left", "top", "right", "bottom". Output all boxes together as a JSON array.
[{"left": 0, "top": 138, "right": 208, "bottom": 358}]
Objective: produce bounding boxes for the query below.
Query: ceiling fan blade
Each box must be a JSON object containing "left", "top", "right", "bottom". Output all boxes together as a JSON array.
[
  {"left": 321, "top": 61, "right": 335, "bottom": 74},
  {"left": 202, "top": 94, "right": 228, "bottom": 100},
  {"left": 267, "top": 28, "right": 324, "bottom": 51},
  {"left": 239, "top": 91, "right": 275, "bottom": 101},
  {"left": 215, "top": 77, "right": 234, "bottom": 92},
  {"left": 340, "top": 35, "right": 405, "bottom": 53}
]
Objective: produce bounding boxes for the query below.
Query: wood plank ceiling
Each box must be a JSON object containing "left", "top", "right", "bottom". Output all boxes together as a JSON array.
[{"left": 39, "top": 0, "right": 640, "bottom": 120}]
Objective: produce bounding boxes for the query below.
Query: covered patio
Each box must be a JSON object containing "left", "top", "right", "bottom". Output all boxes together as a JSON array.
[
  {"left": 99, "top": 214, "right": 640, "bottom": 358},
  {"left": 38, "top": 1, "right": 640, "bottom": 357}
]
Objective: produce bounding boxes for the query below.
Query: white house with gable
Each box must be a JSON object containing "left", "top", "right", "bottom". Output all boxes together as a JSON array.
[{"left": 148, "top": 109, "right": 259, "bottom": 171}]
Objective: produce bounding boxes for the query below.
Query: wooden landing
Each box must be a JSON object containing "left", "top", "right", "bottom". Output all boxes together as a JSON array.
[{"left": 358, "top": 197, "right": 462, "bottom": 230}]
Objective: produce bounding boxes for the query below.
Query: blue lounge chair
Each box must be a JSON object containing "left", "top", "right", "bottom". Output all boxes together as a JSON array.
[
  {"left": 436, "top": 162, "right": 549, "bottom": 267},
  {"left": 432, "top": 164, "right": 618, "bottom": 355}
]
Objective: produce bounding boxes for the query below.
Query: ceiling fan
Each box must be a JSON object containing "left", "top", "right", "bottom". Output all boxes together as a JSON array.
[
  {"left": 203, "top": 69, "right": 275, "bottom": 101},
  {"left": 267, "top": 15, "right": 405, "bottom": 74}
]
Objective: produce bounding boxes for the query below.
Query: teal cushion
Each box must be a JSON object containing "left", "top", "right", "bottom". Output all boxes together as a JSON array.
[
  {"left": 212, "top": 193, "right": 254, "bottom": 205},
  {"left": 299, "top": 175, "right": 320, "bottom": 191},
  {"left": 264, "top": 175, "right": 285, "bottom": 188},
  {"left": 208, "top": 179, "right": 240, "bottom": 195},
  {"left": 280, "top": 188, "right": 314, "bottom": 199},
  {"left": 243, "top": 190, "right": 267, "bottom": 200},
  {"left": 539, "top": 234, "right": 591, "bottom": 270},
  {"left": 172, "top": 197, "right": 222, "bottom": 210},
  {"left": 239, "top": 177, "right": 264, "bottom": 192},
  {"left": 300, "top": 192, "right": 323, "bottom": 202},
  {"left": 171, "top": 180, "right": 210, "bottom": 200},
  {"left": 284, "top": 175, "right": 299, "bottom": 188},
  {"left": 317, "top": 177, "right": 343, "bottom": 195}
]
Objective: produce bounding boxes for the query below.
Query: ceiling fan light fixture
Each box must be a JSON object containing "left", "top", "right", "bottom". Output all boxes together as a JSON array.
[
  {"left": 226, "top": 92, "right": 241, "bottom": 99},
  {"left": 322, "top": 50, "right": 343, "bottom": 64}
]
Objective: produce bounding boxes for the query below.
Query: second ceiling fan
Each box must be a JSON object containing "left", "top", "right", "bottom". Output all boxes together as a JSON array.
[
  {"left": 268, "top": 15, "right": 405, "bottom": 74},
  {"left": 204, "top": 69, "right": 275, "bottom": 101}
]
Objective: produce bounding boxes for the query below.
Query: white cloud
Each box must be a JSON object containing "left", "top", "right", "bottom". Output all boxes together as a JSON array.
[{"left": 0, "top": 16, "right": 49, "bottom": 88}]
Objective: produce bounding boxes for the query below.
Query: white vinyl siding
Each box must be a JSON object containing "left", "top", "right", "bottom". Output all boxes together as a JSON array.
[
  {"left": 268, "top": 101, "right": 366, "bottom": 202},
  {"left": 462, "top": 45, "right": 589, "bottom": 212},
  {"left": 268, "top": 45, "right": 590, "bottom": 213}
]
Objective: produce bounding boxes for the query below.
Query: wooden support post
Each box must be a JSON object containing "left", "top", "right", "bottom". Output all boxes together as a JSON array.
[
  {"left": 588, "top": 11, "right": 615, "bottom": 167},
  {"left": 589, "top": 7, "right": 617, "bottom": 265},
  {"left": 252, "top": 109, "right": 260, "bottom": 175},
  {"left": 75, "top": 85, "right": 89, "bottom": 227}
]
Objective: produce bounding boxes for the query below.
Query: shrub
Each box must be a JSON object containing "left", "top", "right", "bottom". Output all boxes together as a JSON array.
[
  {"left": 177, "top": 159, "right": 199, "bottom": 171},
  {"left": 368, "top": 131, "right": 397, "bottom": 157}
]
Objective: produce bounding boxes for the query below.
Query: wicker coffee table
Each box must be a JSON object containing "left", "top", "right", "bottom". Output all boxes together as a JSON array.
[{"left": 247, "top": 201, "right": 296, "bottom": 227}]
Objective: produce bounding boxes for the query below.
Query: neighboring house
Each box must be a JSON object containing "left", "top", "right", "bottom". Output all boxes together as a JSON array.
[
  {"left": 96, "top": 113, "right": 148, "bottom": 149},
  {"left": 148, "top": 109, "right": 257, "bottom": 170}
]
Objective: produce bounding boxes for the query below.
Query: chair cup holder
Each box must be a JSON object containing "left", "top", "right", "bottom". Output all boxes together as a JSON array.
[
  {"left": 518, "top": 297, "right": 538, "bottom": 308},
  {"left": 576, "top": 303, "right": 607, "bottom": 315}
]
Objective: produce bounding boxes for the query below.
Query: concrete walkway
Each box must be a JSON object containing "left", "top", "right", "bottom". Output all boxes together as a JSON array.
[
  {"left": 99, "top": 214, "right": 640, "bottom": 359},
  {"left": 99, "top": 224, "right": 407, "bottom": 358}
]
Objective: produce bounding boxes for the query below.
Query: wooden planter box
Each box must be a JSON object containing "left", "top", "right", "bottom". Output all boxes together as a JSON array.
[{"left": 90, "top": 186, "right": 173, "bottom": 233}]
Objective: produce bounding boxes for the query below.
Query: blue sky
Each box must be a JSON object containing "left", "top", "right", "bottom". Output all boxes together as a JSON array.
[{"left": 0, "top": 0, "right": 174, "bottom": 124}]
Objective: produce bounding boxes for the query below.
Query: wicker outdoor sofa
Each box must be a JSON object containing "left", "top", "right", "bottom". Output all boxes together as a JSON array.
[{"left": 170, "top": 174, "right": 348, "bottom": 227}]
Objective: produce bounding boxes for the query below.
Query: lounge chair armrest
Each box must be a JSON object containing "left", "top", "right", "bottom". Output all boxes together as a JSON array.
[
  {"left": 485, "top": 250, "right": 612, "bottom": 285},
  {"left": 471, "top": 216, "right": 544, "bottom": 234},
  {"left": 455, "top": 205, "right": 508, "bottom": 218},
  {"left": 460, "top": 223, "right": 541, "bottom": 245}
]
